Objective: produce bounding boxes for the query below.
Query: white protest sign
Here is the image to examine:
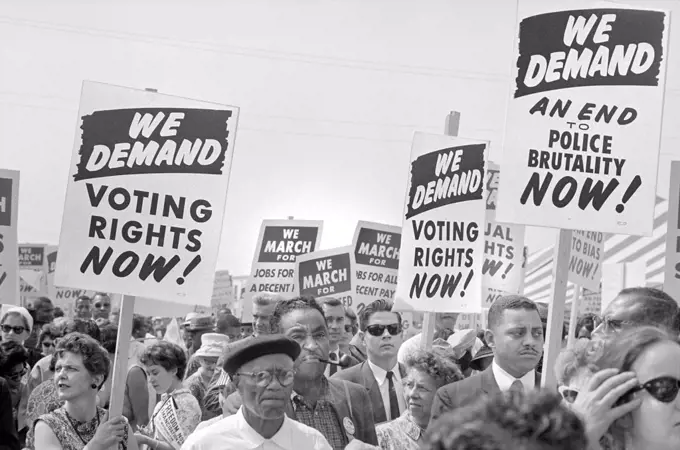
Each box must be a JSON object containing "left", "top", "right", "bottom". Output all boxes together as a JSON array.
[
  {"left": 242, "top": 219, "right": 323, "bottom": 320},
  {"left": 0, "top": 170, "right": 19, "bottom": 305},
  {"left": 483, "top": 162, "right": 526, "bottom": 297},
  {"left": 395, "top": 133, "right": 487, "bottom": 313},
  {"left": 496, "top": 4, "right": 670, "bottom": 236},
  {"left": 56, "top": 82, "right": 239, "bottom": 304},
  {"left": 155, "top": 397, "right": 185, "bottom": 450},
  {"left": 351, "top": 221, "right": 400, "bottom": 315},
  {"left": 295, "top": 246, "right": 353, "bottom": 305},
  {"left": 663, "top": 162, "right": 680, "bottom": 302},
  {"left": 568, "top": 231, "right": 604, "bottom": 291}
]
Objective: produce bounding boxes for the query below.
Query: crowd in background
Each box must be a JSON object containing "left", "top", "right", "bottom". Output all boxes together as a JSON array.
[{"left": 0, "top": 287, "right": 676, "bottom": 450}]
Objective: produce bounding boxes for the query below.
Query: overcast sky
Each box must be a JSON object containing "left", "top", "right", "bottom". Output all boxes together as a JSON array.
[{"left": 1, "top": 0, "right": 679, "bottom": 277}]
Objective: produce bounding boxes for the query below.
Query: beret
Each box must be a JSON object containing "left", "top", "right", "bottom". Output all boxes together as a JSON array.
[{"left": 223, "top": 335, "right": 301, "bottom": 376}]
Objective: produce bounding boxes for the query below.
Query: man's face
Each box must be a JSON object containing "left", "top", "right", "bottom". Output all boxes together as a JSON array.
[
  {"left": 592, "top": 293, "right": 641, "bottom": 338},
  {"left": 35, "top": 299, "right": 54, "bottom": 324},
  {"left": 253, "top": 302, "right": 277, "bottom": 335},
  {"left": 363, "top": 311, "right": 404, "bottom": 362},
  {"left": 75, "top": 298, "right": 92, "bottom": 319},
  {"left": 436, "top": 313, "right": 458, "bottom": 332},
  {"left": 237, "top": 353, "right": 295, "bottom": 420},
  {"left": 280, "top": 308, "right": 329, "bottom": 381},
  {"left": 92, "top": 295, "right": 112, "bottom": 320},
  {"left": 486, "top": 308, "right": 543, "bottom": 378},
  {"left": 322, "top": 304, "right": 345, "bottom": 348},
  {"left": 188, "top": 330, "right": 208, "bottom": 353}
]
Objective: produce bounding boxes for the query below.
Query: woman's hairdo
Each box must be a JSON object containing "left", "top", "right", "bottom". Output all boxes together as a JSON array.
[
  {"left": 54, "top": 332, "right": 110, "bottom": 387},
  {"left": 139, "top": 340, "right": 188, "bottom": 380},
  {"left": 405, "top": 348, "right": 464, "bottom": 388}
]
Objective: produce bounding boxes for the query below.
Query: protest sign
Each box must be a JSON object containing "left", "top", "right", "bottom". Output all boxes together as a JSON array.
[
  {"left": 55, "top": 81, "right": 239, "bottom": 304},
  {"left": 663, "top": 162, "right": 680, "bottom": 302},
  {"left": 19, "top": 244, "right": 46, "bottom": 269},
  {"left": 241, "top": 219, "right": 323, "bottom": 320},
  {"left": 395, "top": 132, "right": 487, "bottom": 313},
  {"left": 351, "top": 221, "right": 400, "bottom": 315},
  {"left": 568, "top": 230, "right": 604, "bottom": 291},
  {"left": 295, "top": 246, "right": 353, "bottom": 306},
  {"left": 496, "top": 4, "right": 670, "bottom": 236},
  {"left": 483, "top": 163, "right": 526, "bottom": 297},
  {"left": 0, "top": 170, "right": 19, "bottom": 305},
  {"left": 155, "top": 397, "right": 185, "bottom": 450}
]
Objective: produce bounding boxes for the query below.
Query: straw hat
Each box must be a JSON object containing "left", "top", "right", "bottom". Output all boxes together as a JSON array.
[
  {"left": 194, "top": 333, "right": 228, "bottom": 359},
  {"left": 185, "top": 315, "right": 214, "bottom": 332}
]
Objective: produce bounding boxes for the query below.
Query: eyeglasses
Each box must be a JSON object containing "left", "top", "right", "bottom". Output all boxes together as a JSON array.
[
  {"left": 4, "top": 368, "right": 26, "bottom": 382},
  {"left": 558, "top": 385, "right": 579, "bottom": 403},
  {"left": 627, "top": 376, "right": 680, "bottom": 403},
  {"left": 601, "top": 316, "right": 634, "bottom": 333},
  {"left": 235, "top": 369, "right": 295, "bottom": 388},
  {"left": 1, "top": 325, "right": 26, "bottom": 335},
  {"left": 366, "top": 324, "right": 402, "bottom": 337}
]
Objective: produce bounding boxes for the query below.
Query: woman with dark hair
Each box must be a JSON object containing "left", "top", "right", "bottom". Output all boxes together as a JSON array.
[
  {"left": 28, "top": 324, "right": 65, "bottom": 396},
  {"left": 135, "top": 341, "right": 200, "bottom": 450},
  {"left": 0, "top": 341, "right": 30, "bottom": 445},
  {"left": 377, "top": 348, "right": 463, "bottom": 450},
  {"left": 33, "top": 332, "right": 137, "bottom": 450},
  {"left": 572, "top": 327, "right": 680, "bottom": 450}
]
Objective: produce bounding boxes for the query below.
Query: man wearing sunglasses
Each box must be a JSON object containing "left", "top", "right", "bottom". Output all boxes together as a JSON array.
[
  {"left": 317, "top": 297, "right": 360, "bottom": 377},
  {"left": 431, "top": 295, "right": 544, "bottom": 424},
  {"left": 92, "top": 292, "right": 112, "bottom": 321},
  {"left": 332, "top": 299, "right": 407, "bottom": 425},
  {"left": 181, "top": 334, "right": 333, "bottom": 450}
]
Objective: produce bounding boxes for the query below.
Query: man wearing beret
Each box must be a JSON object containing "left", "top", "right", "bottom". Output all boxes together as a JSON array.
[
  {"left": 220, "top": 296, "right": 379, "bottom": 449},
  {"left": 180, "top": 334, "right": 332, "bottom": 449}
]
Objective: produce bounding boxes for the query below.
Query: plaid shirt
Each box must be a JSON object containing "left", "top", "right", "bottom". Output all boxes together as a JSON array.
[{"left": 292, "top": 378, "right": 347, "bottom": 450}]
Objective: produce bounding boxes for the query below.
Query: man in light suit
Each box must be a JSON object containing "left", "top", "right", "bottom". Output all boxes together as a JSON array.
[
  {"left": 430, "top": 295, "right": 544, "bottom": 424},
  {"left": 316, "top": 297, "right": 360, "bottom": 377},
  {"left": 332, "top": 299, "right": 407, "bottom": 425}
]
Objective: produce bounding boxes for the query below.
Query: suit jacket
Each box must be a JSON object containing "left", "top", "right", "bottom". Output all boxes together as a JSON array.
[
  {"left": 224, "top": 378, "right": 378, "bottom": 446},
  {"left": 430, "top": 366, "right": 542, "bottom": 425},
  {"left": 0, "top": 377, "right": 20, "bottom": 450},
  {"left": 331, "top": 361, "right": 407, "bottom": 425}
]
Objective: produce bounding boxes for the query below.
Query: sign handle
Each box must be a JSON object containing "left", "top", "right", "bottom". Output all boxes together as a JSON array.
[
  {"left": 420, "top": 111, "right": 460, "bottom": 350},
  {"left": 540, "top": 230, "right": 572, "bottom": 388},
  {"left": 108, "top": 294, "right": 136, "bottom": 418},
  {"left": 567, "top": 285, "right": 581, "bottom": 349}
]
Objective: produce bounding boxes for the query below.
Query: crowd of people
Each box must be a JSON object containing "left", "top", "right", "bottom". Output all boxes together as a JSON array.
[{"left": 0, "top": 287, "right": 677, "bottom": 450}]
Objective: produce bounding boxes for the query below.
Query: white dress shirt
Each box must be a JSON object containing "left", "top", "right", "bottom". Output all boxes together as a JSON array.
[
  {"left": 491, "top": 360, "right": 535, "bottom": 392},
  {"left": 180, "top": 407, "right": 332, "bottom": 450},
  {"left": 367, "top": 360, "right": 406, "bottom": 420}
]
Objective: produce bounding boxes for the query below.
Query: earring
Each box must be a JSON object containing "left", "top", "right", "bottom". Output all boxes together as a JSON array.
[{"left": 91, "top": 383, "right": 98, "bottom": 389}]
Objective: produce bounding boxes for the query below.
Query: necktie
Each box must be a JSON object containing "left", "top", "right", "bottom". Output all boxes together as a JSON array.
[
  {"left": 386, "top": 371, "right": 400, "bottom": 420},
  {"left": 510, "top": 380, "right": 524, "bottom": 393},
  {"left": 329, "top": 352, "right": 338, "bottom": 376}
]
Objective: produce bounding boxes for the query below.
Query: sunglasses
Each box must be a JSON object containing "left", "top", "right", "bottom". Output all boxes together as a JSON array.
[
  {"left": 624, "top": 376, "right": 680, "bottom": 404},
  {"left": 558, "top": 385, "right": 579, "bottom": 403},
  {"left": 366, "top": 324, "right": 401, "bottom": 337},
  {"left": 4, "top": 368, "right": 26, "bottom": 382},
  {"left": 1, "top": 325, "right": 26, "bottom": 335}
]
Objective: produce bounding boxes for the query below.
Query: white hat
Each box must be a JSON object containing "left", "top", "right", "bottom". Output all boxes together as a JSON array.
[
  {"left": 2, "top": 306, "right": 33, "bottom": 333},
  {"left": 194, "top": 333, "right": 228, "bottom": 359},
  {"left": 447, "top": 329, "right": 477, "bottom": 358}
]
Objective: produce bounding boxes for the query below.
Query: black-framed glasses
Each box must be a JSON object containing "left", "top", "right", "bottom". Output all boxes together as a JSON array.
[
  {"left": 366, "top": 324, "right": 401, "bottom": 337},
  {"left": 3, "top": 367, "right": 26, "bottom": 382},
  {"left": 558, "top": 385, "right": 579, "bottom": 403},
  {"left": 627, "top": 376, "right": 680, "bottom": 403},
  {"left": 235, "top": 369, "right": 295, "bottom": 388},
  {"left": 1, "top": 325, "right": 26, "bottom": 335},
  {"left": 601, "top": 316, "right": 634, "bottom": 332}
]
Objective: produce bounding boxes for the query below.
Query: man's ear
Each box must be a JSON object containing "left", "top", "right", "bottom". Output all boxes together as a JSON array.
[{"left": 485, "top": 329, "right": 495, "bottom": 349}]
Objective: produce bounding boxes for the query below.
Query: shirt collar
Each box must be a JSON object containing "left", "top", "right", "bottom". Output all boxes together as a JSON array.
[
  {"left": 236, "top": 407, "right": 293, "bottom": 449},
  {"left": 492, "top": 360, "right": 535, "bottom": 392},
  {"left": 403, "top": 411, "right": 424, "bottom": 441},
  {"left": 367, "top": 360, "right": 401, "bottom": 385}
]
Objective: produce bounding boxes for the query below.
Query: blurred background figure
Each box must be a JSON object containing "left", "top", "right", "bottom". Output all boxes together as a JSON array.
[
  {"left": 575, "top": 313, "right": 599, "bottom": 340},
  {"left": 183, "top": 333, "right": 228, "bottom": 420},
  {"left": 215, "top": 313, "right": 241, "bottom": 342},
  {"left": 251, "top": 292, "right": 281, "bottom": 336},
  {"left": 91, "top": 292, "right": 112, "bottom": 321},
  {"left": 183, "top": 314, "right": 213, "bottom": 355},
  {"left": 0, "top": 341, "right": 29, "bottom": 446},
  {"left": 24, "top": 297, "right": 54, "bottom": 350},
  {"left": 74, "top": 295, "right": 92, "bottom": 320}
]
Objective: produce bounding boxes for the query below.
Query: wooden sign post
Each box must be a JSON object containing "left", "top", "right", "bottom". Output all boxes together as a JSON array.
[{"left": 566, "top": 285, "right": 581, "bottom": 349}]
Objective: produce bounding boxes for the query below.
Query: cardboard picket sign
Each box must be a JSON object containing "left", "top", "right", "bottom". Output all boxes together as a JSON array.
[
  {"left": 568, "top": 231, "right": 604, "bottom": 291},
  {"left": 395, "top": 132, "right": 487, "bottom": 313},
  {"left": 0, "top": 170, "right": 20, "bottom": 305},
  {"left": 241, "top": 219, "right": 323, "bottom": 321},
  {"left": 295, "top": 246, "right": 353, "bottom": 305},
  {"left": 55, "top": 81, "right": 239, "bottom": 304},
  {"left": 483, "top": 162, "right": 526, "bottom": 297},
  {"left": 663, "top": 162, "right": 680, "bottom": 303},
  {"left": 496, "top": 3, "right": 670, "bottom": 236},
  {"left": 351, "top": 221, "right": 400, "bottom": 315}
]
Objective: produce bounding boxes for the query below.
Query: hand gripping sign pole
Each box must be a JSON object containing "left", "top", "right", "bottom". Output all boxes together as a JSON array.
[{"left": 419, "top": 111, "right": 460, "bottom": 350}]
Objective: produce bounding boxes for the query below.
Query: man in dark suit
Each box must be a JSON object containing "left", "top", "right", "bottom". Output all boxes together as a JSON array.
[
  {"left": 332, "top": 299, "right": 407, "bottom": 425},
  {"left": 0, "top": 376, "right": 20, "bottom": 450},
  {"left": 317, "top": 297, "right": 360, "bottom": 377},
  {"left": 221, "top": 296, "right": 378, "bottom": 448},
  {"left": 430, "top": 295, "right": 544, "bottom": 424}
]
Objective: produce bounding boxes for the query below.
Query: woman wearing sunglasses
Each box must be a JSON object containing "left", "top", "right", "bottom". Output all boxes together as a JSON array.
[
  {"left": 1, "top": 307, "right": 42, "bottom": 368},
  {"left": 571, "top": 327, "right": 680, "bottom": 450}
]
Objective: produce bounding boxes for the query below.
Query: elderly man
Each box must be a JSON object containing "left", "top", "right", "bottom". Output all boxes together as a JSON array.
[{"left": 180, "top": 334, "right": 332, "bottom": 450}]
